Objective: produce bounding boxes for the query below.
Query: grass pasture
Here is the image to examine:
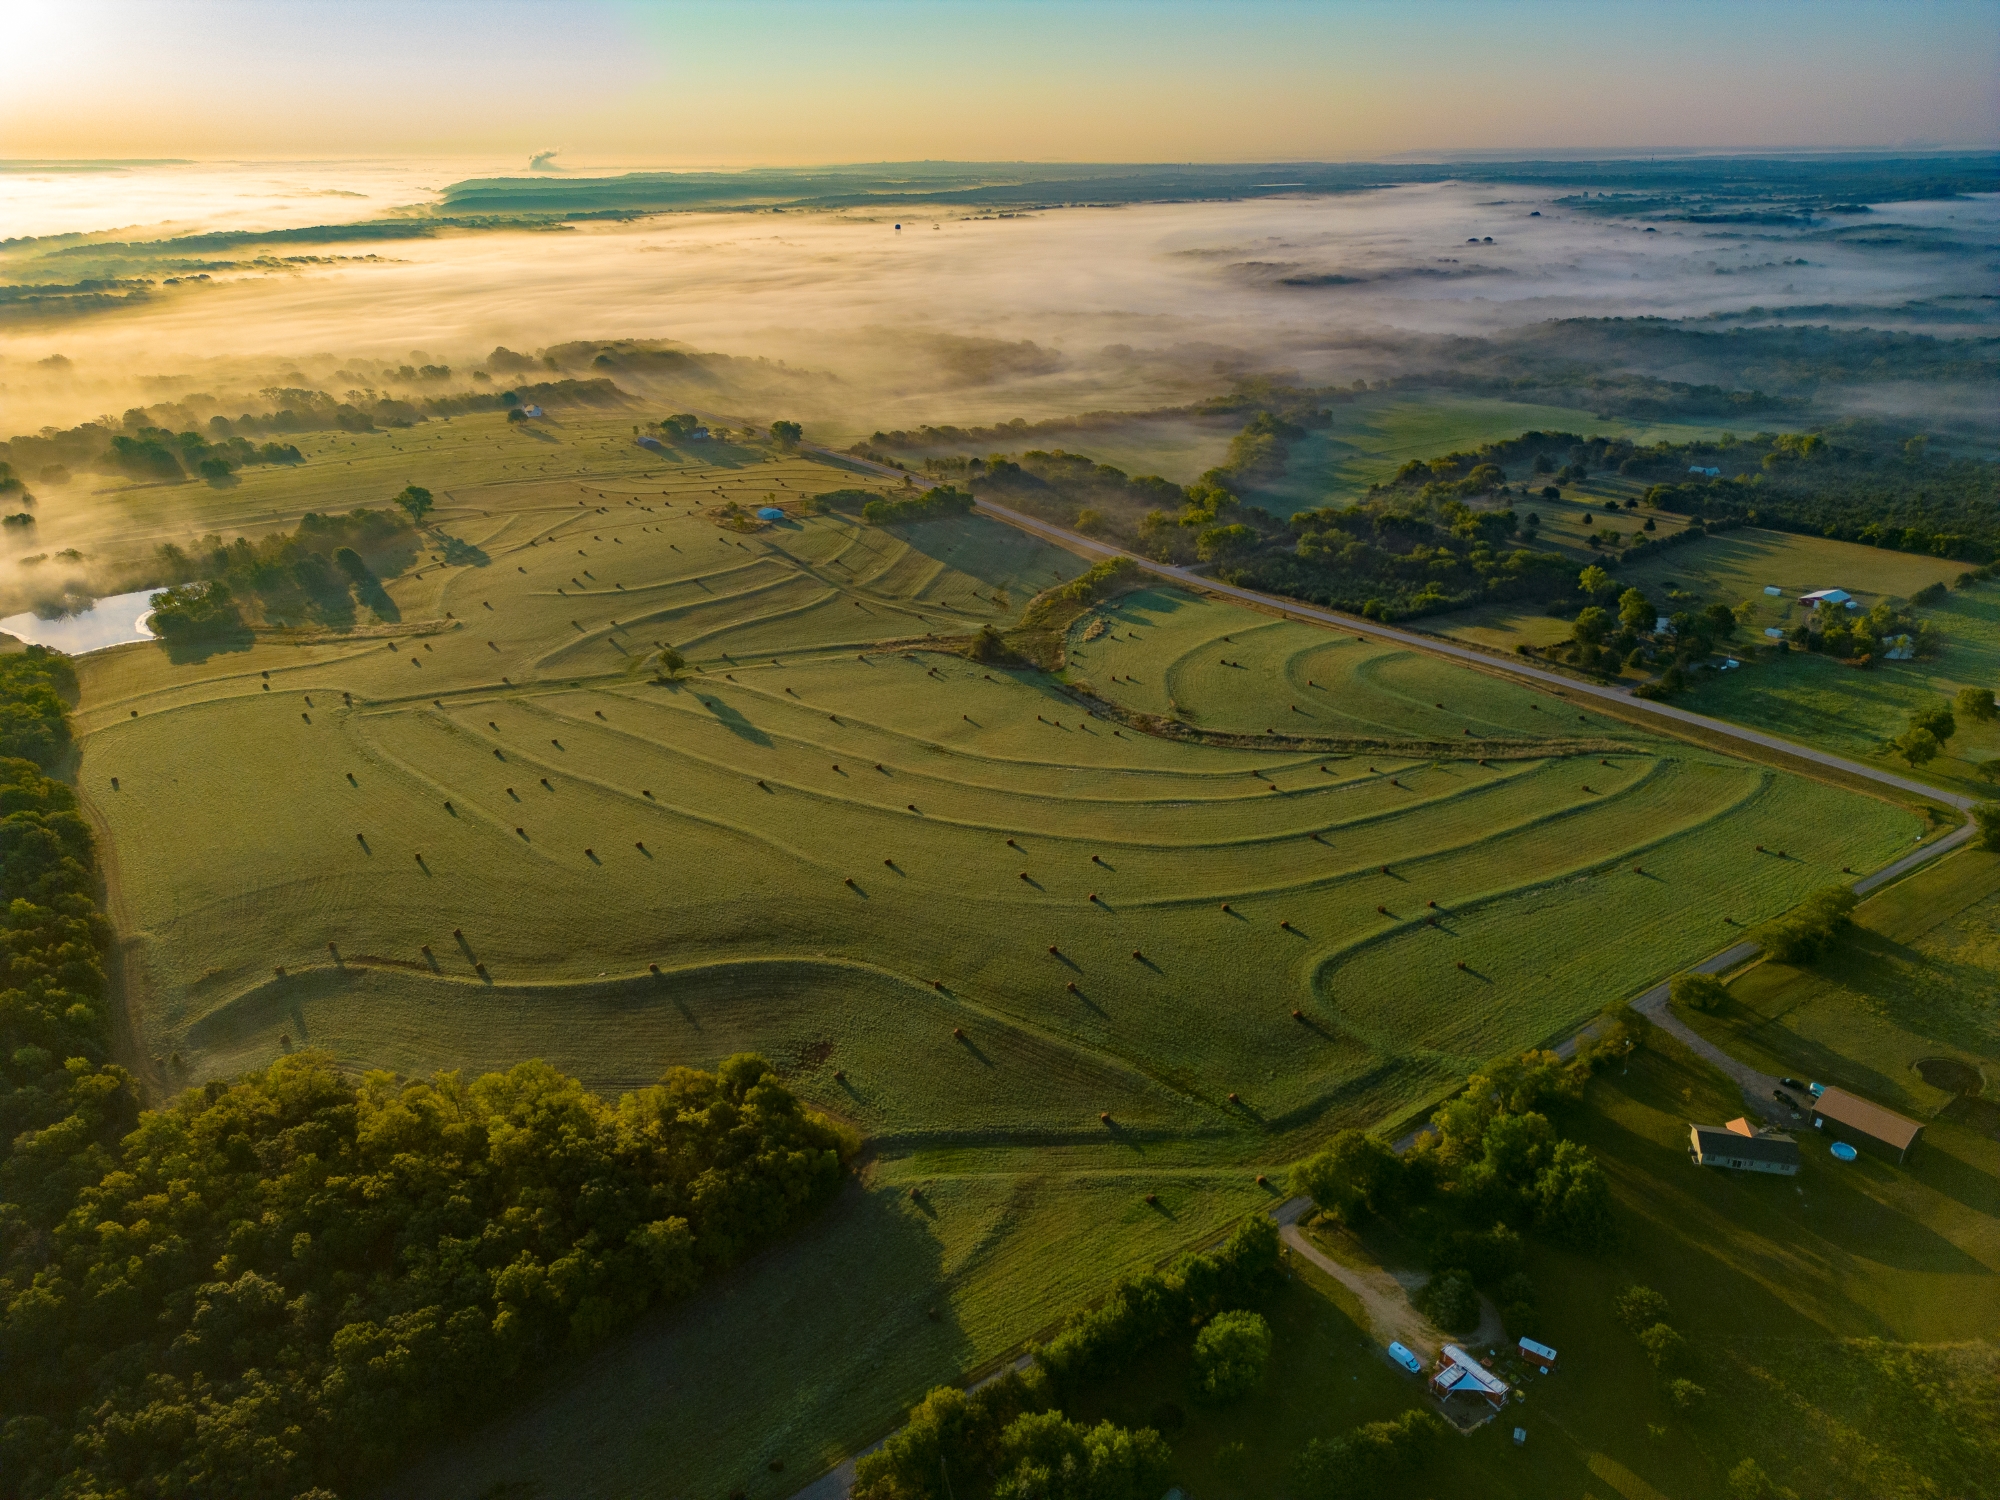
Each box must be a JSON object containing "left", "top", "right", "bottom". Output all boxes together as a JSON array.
[
  {"left": 1240, "top": 396, "right": 1726, "bottom": 516},
  {"left": 1424, "top": 512, "right": 2000, "bottom": 796},
  {"left": 1668, "top": 576, "right": 2000, "bottom": 797},
  {"left": 1679, "top": 848, "right": 2000, "bottom": 1121},
  {"left": 1060, "top": 1024, "right": 2000, "bottom": 1500},
  {"left": 873, "top": 392, "right": 1727, "bottom": 516},
  {"left": 62, "top": 418, "right": 1940, "bottom": 1496}
]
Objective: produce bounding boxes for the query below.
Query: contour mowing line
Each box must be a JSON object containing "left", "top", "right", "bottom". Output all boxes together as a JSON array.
[
  {"left": 657, "top": 585, "right": 852, "bottom": 654},
  {"left": 614, "top": 670, "right": 1550, "bottom": 790},
  {"left": 1233, "top": 1053, "right": 1465, "bottom": 1138},
  {"left": 495, "top": 552, "right": 788, "bottom": 605},
  {"left": 184, "top": 950, "right": 1222, "bottom": 1117},
  {"left": 1058, "top": 755, "right": 1692, "bottom": 910},
  {"left": 893, "top": 551, "right": 952, "bottom": 602},
  {"left": 842, "top": 532, "right": 925, "bottom": 593},
  {"left": 348, "top": 705, "right": 867, "bottom": 878},
  {"left": 535, "top": 689, "right": 1640, "bottom": 848},
  {"left": 1301, "top": 765, "right": 1778, "bottom": 997},
  {"left": 1344, "top": 647, "right": 1630, "bottom": 744},
  {"left": 471, "top": 701, "right": 1672, "bottom": 878},
  {"left": 1154, "top": 618, "right": 1295, "bottom": 722},
  {"left": 525, "top": 559, "right": 793, "bottom": 614},
  {"left": 526, "top": 692, "right": 1593, "bottom": 842},
  {"left": 572, "top": 689, "right": 1413, "bottom": 812},
  {"left": 1279, "top": 634, "right": 1578, "bottom": 743},
  {"left": 522, "top": 577, "right": 829, "bottom": 669},
  {"left": 318, "top": 708, "right": 649, "bottom": 876},
  {"left": 71, "top": 642, "right": 406, "bottom": 729}
]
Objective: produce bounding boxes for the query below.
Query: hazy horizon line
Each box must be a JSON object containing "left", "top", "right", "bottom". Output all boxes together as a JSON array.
[{"left": 6, "top": 146, "right": 2000, "bottom": 175}]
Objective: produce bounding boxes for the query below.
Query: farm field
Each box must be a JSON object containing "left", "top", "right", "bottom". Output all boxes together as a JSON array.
[
  {"left": 1668, "top": 580, "right": 2000, "bottom": 796},
  {"left": 1423, "top": 518, "right": 2000, "bottom": 790},
  {"left": 872, "top": 393, "right": 1725, "bottom": 507},
  {"left": 1677, "top": 847, "right": 2000, "bottom": 1122},
  {"left": 1060, "top": 1025, "right": 2000, "bottom": 1500},
  {"left": 1243, "top": 396, "right": 1726, "bottom": 516},
  {"left": 0, "top": 402, "right": 815, "bottom": 617},
  {"left": 64, "top": 419, "right": 1934, "bottom": 1496}
]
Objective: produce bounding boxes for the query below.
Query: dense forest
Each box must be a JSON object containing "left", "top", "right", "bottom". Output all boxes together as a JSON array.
[
  {"left": 0, "top": 653, "right": 855, "bottom": 1500},
  {"left": 1635, "top": 435, "right": 2000, "bottom": 561}
]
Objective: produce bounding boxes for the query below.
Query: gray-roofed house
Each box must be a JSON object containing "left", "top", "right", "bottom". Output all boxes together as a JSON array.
[{"left": 1688, "top": 1124, "right": 1801, "bottom": 1175}]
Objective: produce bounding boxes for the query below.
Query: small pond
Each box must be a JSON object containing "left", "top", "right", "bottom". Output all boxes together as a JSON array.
[{"left": 0, "top": 589, "right": 161, "bottom": 654}]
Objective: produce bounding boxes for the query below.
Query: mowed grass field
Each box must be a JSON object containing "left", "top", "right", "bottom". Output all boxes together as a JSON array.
[
  {"left": 1059, "top": 1024, "right": 2000, "bottom": 1500},
  {"left": 68, "top": 427, "right": 1930, "bottom": 1497},
  {"left": 1679, "top": 848, "right": 2000, "bottom": 1122}
]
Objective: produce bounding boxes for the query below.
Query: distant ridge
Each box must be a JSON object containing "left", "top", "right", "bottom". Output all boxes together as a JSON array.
[{"left": 439, "top": 153, "right": 2000, "bottom": 217}]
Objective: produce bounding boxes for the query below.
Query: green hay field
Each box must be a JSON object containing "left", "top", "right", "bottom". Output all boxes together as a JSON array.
[{"left": 63, "top": 411, "right": 1932, "bottom": 1496}]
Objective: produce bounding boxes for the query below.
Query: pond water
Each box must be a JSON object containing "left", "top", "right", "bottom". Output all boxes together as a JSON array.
[{"left": 0, "top": 589, "right": 160, "bottom": 654}]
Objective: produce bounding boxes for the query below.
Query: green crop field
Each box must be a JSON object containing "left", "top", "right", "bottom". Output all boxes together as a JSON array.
[{"left": 61, "top": 408, "right": 1934, "bottom": 1497}]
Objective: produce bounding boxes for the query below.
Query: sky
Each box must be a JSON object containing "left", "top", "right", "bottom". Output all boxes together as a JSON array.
[{"left": 2, "top": 0, "right": 1996, "bottom": 166}]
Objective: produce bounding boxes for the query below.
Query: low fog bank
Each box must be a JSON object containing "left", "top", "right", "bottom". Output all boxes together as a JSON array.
[
  {"left": 2, "top": 172, "right": 1994, "bottom": 617},
  {"left": 4, "top": 176, "right": 1994, "bottom": 437}
]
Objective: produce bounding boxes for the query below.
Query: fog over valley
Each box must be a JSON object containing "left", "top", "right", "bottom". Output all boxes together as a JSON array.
[{"left": 4, "top": 162, "right": 1996, "bottom": 441}]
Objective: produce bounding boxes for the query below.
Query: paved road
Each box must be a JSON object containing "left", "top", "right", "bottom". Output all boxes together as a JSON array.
[
  {"left": 784, "top": 454, "right": 1983, "bottom": 1500},
  {"left": 1627, "top": 815, "right": 1978, "bottom": 1121},
  {"left": 962, "top": 494, "right": 1977, "bottom": 813},
  {"left": 821, "top": 452, "right": 1974, "bottom": 815}
]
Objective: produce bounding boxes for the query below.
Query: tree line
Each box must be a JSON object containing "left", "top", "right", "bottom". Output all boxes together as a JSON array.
[
  {"left": 106, "top": 427, "right": 303, "bottom": 483},
  {"left": 1637, "top": 427, "right": 2000, "bottom": 562},
  {"left": 0, "top": 655, "right": 855, "bottom": 1500},
  {"left": 1292, "top": 1027, "right": 1634, "bottom": 1347},
  {"left": 852, "top": 1216, "right": 1282, "bottom": 1500},
  {"left": 861, "top": 486, "right": 976, "bottom": 526},
  {"left": 0, "top": 380, "right": 628, "bottom": 482},
  {"left": 148, "top": 502, "right": 418, "bottom": 635}
]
